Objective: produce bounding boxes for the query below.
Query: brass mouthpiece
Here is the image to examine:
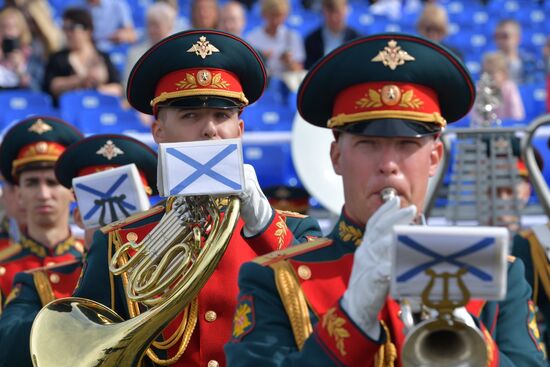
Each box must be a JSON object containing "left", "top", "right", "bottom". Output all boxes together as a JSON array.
[{"left": 380, "top": 187, "right": 397, "bottom": 202}]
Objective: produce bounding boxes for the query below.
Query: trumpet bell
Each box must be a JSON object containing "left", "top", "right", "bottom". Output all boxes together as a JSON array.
[{"left": 402, "top": 318, "right": 488, "bottom": 367}]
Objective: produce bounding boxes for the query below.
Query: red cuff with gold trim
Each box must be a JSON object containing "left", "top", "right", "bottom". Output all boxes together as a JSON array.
[
  {"left": 245, "top": 211, "right": 293, "bottom": 254},
  {"left": 480, "top": 323, "right": 499, "bottom": 367},
  {"left": 314, "top": 302, "right": 382, "bottom": 366}
]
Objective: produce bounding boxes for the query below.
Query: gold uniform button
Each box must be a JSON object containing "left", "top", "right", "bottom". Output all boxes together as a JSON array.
[
  {"left": 49, "top": 274, "right": 60, "bottom": 284},
  {"left": 0, "top": 266, "right": 5, "bottom": 276},
  {"left": 207, "top": 360, "right": 219, "bottom": 367},
  {"left": 205, "top": 310, "right": 217, "bottom": 322},
  {"left": 297, "top": 265, "right": 311, "bottom": 280},
  {"left": 46, "top": 262, "right": 56, "bottom": 267}
]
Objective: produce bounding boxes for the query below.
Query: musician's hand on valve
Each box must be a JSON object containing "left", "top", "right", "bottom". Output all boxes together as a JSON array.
[
  {"left": 341, "top": 196, "right": 417, "bottom": 340},
  {"left": 239, "top": 164, "right": 273, "bottom": 237}
]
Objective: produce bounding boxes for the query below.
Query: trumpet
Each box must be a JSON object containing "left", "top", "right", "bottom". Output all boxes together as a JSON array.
[{"left": 380, "top": 187, "right": 488, "bottom": 367}]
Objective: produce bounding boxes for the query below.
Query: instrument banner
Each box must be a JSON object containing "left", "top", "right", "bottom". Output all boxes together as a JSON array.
[
  {"left": 72, "top": 163, "right": 150, "bottom": 228},
  {"left": 390, "top": 225, "right": 508, "bottom": 301},
  {"left": 157, "top": 138, "right": 244, "bottom": 197}
]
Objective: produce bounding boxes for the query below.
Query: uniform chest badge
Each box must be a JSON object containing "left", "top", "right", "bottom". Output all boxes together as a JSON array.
[{"left": 231, "top": 295, "right": 255, "bottom": 341}]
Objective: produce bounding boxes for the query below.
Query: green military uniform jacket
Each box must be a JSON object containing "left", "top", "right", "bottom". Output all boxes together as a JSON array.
[
  {"left": 226, "top": 211, "right": 546, "bottom": 366},
  {"left": 512, "top": 225, "right": 550, "bottom": 359}
]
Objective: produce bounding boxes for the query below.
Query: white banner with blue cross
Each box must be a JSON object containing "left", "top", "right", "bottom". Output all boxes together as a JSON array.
[
  {"left": 72, "top": 164, "right": 150, "bottom": 229},
  {"left": 390, "top": 225, "right": 508, "bottom": 301},
  {"left": 157, "top": 138, "right": 244, "bottom": 197}
]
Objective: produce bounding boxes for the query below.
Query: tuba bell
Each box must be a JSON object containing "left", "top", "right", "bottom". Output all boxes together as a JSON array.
[{"left": 30, "top": 195, "right": 240, "bottom": 367}]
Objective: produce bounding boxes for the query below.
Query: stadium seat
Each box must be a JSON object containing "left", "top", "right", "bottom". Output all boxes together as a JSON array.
[
  {"left": 77, "top": 108, "right": 146, "bottom": 134},
  {"left": 242, "top": 142, "right": 296, "bottom": 188},
  {"left": 59, "top": 90, "right": 122, "bottom": 126},
  {"left": 519, "top": 83, "right": 547, "bottom": 121},
  {"left": 0, "top": 90, "right": 54, "bottom": 129},
  {"left": 241, "top": 102, "right": 295, "bottom": 131}
]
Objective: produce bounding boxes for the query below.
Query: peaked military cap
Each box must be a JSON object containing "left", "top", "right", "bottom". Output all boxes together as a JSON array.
[
  {"left": 55, "top": 134, "right": 158, "bottom": 195},
  {"left": 298, "top": 33, "right": 475, "bottom": 137},
  {"left": 0, "top": 116, "right": 83, "bottom": 184},
  {"left": 127, "top": 29, "right": 267, "bottom": 115}
]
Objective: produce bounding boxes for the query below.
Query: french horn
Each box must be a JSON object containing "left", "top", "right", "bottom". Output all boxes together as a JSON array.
[{"left": 30, "top": 195, "right": 240, "bottom": 367}]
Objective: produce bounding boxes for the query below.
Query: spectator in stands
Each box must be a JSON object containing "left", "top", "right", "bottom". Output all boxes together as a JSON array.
[
  {"left": 6, "top": 0, "right": 63, "bottom": 89},
  {"left": 481, "top": 51, "right": 525, "bottom": 122},
  {"left": 191, "top": 0, "right": 219, "bottom": 29},
  {"left": 42, "top": 7, "right": 122, "bottom": 105},
  {"left": 493, "top": 19, "right": 545, "bottom": 85},
  {"left": 416, "top": 3, "right": 462, "bottom": 60},
  {"left": 0, "top": 6, "right": 34, "bottom": 89},
  {"left": 123, "top": 2, "right": 176, "bottom": 89},
  {"left": 304, "top": 0, "right": 359, "bottom": 69},
  {"left": 156, "top": 0, "right": 190, "bottom": 31},
  {"left": 246, "top": 0, "right": 305, "bottom": 79},
  {"left": 218, "top": 1, "right": 246, "bottom": 37},
  {"left": 77, "top": 0, "right": 137, "bottom": 51}
]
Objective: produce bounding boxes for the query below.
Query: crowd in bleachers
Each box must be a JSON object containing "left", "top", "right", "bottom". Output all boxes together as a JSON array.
[{"left": 0, "top": 0, "right": 548, "bottom": 190}]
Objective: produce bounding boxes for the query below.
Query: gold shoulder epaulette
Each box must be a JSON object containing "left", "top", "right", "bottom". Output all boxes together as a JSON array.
[
  {"left": 100, "top": 205, "right": 165, "bottom": 234},
  {"left": 253, "top": 238, "right": 332, "bottom": 267},
  {"left": 276, "top": 209, "right": 307, "bottom": 219},
  {"left": 519, "top": 228, "right": 534, "bottom": 238},
  {"left": 508, "top": 255, "right": 516, "bottom": 263},
  {"left": 0, "top": 243, "right": 22, "bottom": 262}
]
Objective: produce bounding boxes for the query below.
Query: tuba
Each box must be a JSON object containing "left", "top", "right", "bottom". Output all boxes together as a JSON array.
[{"left": 30, "top": 195, "right": 240, "bottom": 367}]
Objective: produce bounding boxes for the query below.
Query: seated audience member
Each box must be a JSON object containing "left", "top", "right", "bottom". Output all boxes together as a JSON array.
[
  {"left": 416, "top": 2, "right": 461, "bottom": 59},
  {"left": 122, "top": 2, "right": 177, "bottom": 89},
  {"left": 304, "top": 0, "right": 359, "bottom": 69},
  {"left": 42, "top": 7, "right": 122, "bottom": 105},
  {"left": 218, "top": 1, "right": 246, "bottom": 37},
  {"left": 78, "top": 0, "right": 137, "bottom": 52},
  {"left": 0, "top": 6, "right": 34, "bottom": 89},
  {"left": 493, "top": 19, "right": 545, "bottom": 85},
  {"left": 246, "top": 0, "right": 305, "bottom": 79},
  {"left": 191, "top": 0, "right": 219, "bottom": 29}
]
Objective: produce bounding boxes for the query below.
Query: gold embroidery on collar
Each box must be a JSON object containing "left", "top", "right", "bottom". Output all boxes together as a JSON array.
[
  {"left": 338, "top": 221, "right": 362, "bottom": 246},
  {"left": 20, "top": 237, "right": 46, "bottom": 257},
  {"left": 371, "top": 40, "right": 415, "bottom": 70}
]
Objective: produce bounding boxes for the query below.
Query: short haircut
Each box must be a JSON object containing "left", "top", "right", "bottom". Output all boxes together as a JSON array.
[
  {"left": 261, "top": 0, "right": 289, "bottom": 15},
  {"left": 147, "top": 2, "right": 177, "bottom": 24}
]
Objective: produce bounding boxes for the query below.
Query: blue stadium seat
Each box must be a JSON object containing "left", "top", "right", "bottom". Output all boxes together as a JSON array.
[
  {"left": 108, "top": 44, "right": 130, "bottom": 76},
  {"left": 59, "top": 90, "right": 122, "bottom": 126},
  {"left": 77, "top": 108, "right": 146, "bottom": 134},
  {"left": 0, "top": 90, "right": 54, "bottom": 128},
  {"left": 241, "top": 102, "right": 295, "bottom": 131},
  {"left": 1, "top": 108, "right": 60, "bottom": 134},
  {"left": 243, "top": 142, "right": 296, "bottom": 188},
  {"left": 0, "top": 90, "right": 52, "bottom": 111},
  {"left": 519, "top": 83, "right": 547, "bottom": 121},
  {"left": 286, "top": 9, "right": 322, "bottom": 37}
]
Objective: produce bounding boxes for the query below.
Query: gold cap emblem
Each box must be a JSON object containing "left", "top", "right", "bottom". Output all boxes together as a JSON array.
[
  {"left": 96, "top": 140, "right": 124, "bottom": 160},
  {"left": 28, "top": 119, "right": 53, "bottom": 135},
  {"left": 381, "top": 85, "right": 401, "bottom": 106},
  {"left": 187, "top": 36, "right": 220, "bottom": 59},
  {"left": 371, "top": 40, "right": 415, "bottom": 70},
  {"left": 197, "top": 69, "right": 213, "bottom": 86}
]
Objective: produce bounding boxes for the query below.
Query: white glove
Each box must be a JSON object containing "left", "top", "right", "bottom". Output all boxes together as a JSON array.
[
  {"left": 239, "top": 164, "right": 273, "bottom": 237},
  {"left": 341, "top": 197, "right": 417, "bottom": 339}
]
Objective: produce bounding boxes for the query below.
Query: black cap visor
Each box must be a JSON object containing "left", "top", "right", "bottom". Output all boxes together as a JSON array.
[
  {"left": 158, "top": 95, "right": 244, "bottom": 110},
  {"left": 338, "top": 118, "right": 442, "bottom": 138}
]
